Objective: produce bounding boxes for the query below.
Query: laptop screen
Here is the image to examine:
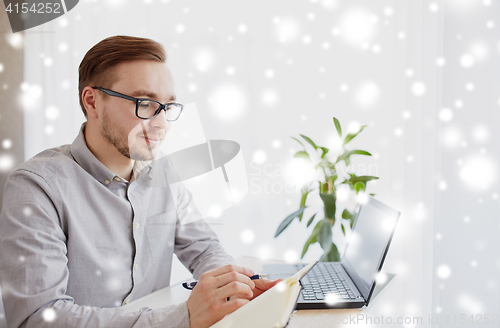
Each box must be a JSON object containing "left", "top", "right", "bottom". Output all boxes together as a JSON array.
[{"left": 341, "top": 197, "right": 400, "bottom": 304}]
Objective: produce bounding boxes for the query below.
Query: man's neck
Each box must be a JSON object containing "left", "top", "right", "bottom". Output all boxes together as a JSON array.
[{"left": 84, "top": 124, "right": 134, "bottom": 181}]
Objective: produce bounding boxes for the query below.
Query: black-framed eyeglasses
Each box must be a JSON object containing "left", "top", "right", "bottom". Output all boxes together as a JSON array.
[{"left": 92, "top": 87, "right": 184, "bottom": 121}]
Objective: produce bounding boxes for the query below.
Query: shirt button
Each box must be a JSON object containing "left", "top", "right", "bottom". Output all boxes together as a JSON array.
[
  {"left": 134, "top": 263, "right": 138, "bottom": 270},
  {"left": 125, "top": 298, "right": 130, "bottom": 304},
  {"left": 114, "top": 176, "right": 121, "bottom": 182},
  {"left": 135, "top": 223, "right": 140, "bottom": 229},
  {"left": 104, "top": 179, "right": 110, "bottom": 185}
]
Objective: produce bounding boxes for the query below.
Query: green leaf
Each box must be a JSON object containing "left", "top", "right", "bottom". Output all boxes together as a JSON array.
[
  {"left": 333, "top": 117, "right": 342, "bottom": 137},
  {"left": 320, "top": 243, "right": 340, "bottom": 262},
  {"left": 342, "top": 209, "right": 355, "bottom": 228},
  {"left": 341, "top": 223, "right": 345, "bottom": 236},
  {"left": 356, "top": 183, "right": 365, "bottom": 193},
  {"left": 335, "top": 150, "right": 372, "bottom": 164},
  {"left": 343, "top": 125, "right": 367, "bottom": 146},
  {"left": 291, "top": 136, "right": 305, "bottom": 148},
  {"left": 319, "top": 147, "right": 329, "bottom": 159},
  {"left": 275, "top": 206, "right": 307, "bottom": 238},
  {"left": 300, "top": 134, "right": 318, "bottom": 150},
  {"left": 345, "top": 156, "right": 351, "bottom": 167},
  {"left": 342, "top": 175, "right": 379, "bottom": 185},
  {"left": 293, "top": 151, "right": 310, "bottom": 163},
  {"left": 306, "top": 213, "right": 317, "bottom": 227},
  {"left": 341, "top": 209, "right": 354, "bottom": 220},
  {"left": 320, "top": 192, "right": 337, "bottom": 219},
  {"left": 318, "top": 219, "right": 332, "bottom": 254},
  {"left": 342, "top": 175, "right": 379, "bottom": 194},
  {"left": 298, "top": 190, "right": 311, "bottom": 221},
  {"left": 301, "top": 220, "right": 322, "bottom": 258}
]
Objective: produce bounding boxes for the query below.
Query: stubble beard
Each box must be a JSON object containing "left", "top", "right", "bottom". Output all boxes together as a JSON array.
[{"left": 101, "top": 110, "right": 157, "bottom": 161}]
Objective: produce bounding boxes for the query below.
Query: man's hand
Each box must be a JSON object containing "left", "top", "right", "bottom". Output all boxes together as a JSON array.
[
  {"left": 250, "top": 278, "right": 283, "bottom": 299},
  {"left": 229, "top": 278, "right": 283, "bottom": 301},
  {"left": 186, "top": 264, "right": 256, "bottom": 328}
]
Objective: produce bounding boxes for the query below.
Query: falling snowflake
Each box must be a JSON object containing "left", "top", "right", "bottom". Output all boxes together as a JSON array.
[
  {"left": 42, "top": 308, "right": 56, "bottom": 322},
  {"left": 193, "top": 49, "right": 215, "bottom": 72},
  {"left": 0, "top": 154, "right": 15, "bottom": 172},
  {"left": 411, "top": 82, "right": 426, "bottom": 96},
  {"left": 436, "top": 57, "right": 446, "bottom": 66},
  {"left": 442, "top": 126, "right": 463, "bottom": 149},
  {"left": 6, "top": 34, "right": 23, "bottom": 49},
  {"left": 274, "top": 17, "right": 301, "bottom": 43},
  {"left": 284, "top": 249, "right": 299, "bottom": 263},
  {"left": 438, "top": 108, "right": 453, "bottom": 122},
  {"left": 339, "top": 9, "right": 377, "bottom": 46},
  {"left": 471, "top": 125, "right": 489, "bottom": 142},
  {"left": 209, "top": 84, "right": 247, "bottom": 120},
  {"left": 45, "top": 106, "right": 60, "bottom": 120},
  {"left": 240, "top": 229, "right": 255, "bottom": 244},
  {"left": 19, "top": 83, "right": 43, "bottom": 110},
  {"left": 460, "top": 54, "right": 474, "bottom": 68},
  {"left": 436, "top": 264, "right": 451, "bottom": 279},
  {"left": 459, "top": 156, "right": 497, "bottom": 190},
  {"left": 252, "top": 150, "right": 267, "bottom": 164},
  {"left": 354, "top": 80, "right": 381, "bottom": 108},
  {"left": 45, "top": 126, "right": 54, "bottom": 135},
  {"left": 238, "top": 24, "right": 248, "bottom": 33},
  {"left": 225, "top": 66, "right": 235, "bottom": 75},
  {"left": 2, "top": 139, "right": 12, "bottom": 149},
  {"left": 257, "top": 245, "right": 273, "bottom": 260},
  {"left": 262, "top": 89, "right": 279, "bottom": 106},
  {"left": 264, "top": 69, "right": 275, "bottom": 79}
]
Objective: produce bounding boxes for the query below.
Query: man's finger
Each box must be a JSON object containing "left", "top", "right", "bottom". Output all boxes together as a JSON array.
[
  {"left": 223, "top": 298, "right": 250, "bottom": 313},
  {"left": 214, "top": 271, "right": 255, "bottom": 289},
  {"left": 254, "top": 278, "right": 283, "bottom": 289},
  {"left": 217, "top": 281, "right": 253, "bottom": 300},
  {"left": 205, "top": 264, "right": 255, "bottom": 278}
]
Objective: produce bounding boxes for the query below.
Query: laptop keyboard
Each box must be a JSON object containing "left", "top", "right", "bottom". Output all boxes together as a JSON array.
[{"left": 297, "top": 263, "right": 357, "bottom": 301}]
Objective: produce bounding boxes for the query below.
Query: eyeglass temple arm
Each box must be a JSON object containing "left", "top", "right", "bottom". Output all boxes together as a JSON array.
[{"left": 92, "top": 87, "right": 138, "bottom": 103}]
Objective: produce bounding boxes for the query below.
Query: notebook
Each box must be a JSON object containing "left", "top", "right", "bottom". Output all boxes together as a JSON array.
[
  {"left": 264, "top": 196, "right": 400, "bottom": 310},
  {"left": 210, "top": 261, "right": 318, "bottom": 328}
]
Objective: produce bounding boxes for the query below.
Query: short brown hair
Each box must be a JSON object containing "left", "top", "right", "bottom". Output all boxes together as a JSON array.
[{"left": 78, "top": 35, "right": 166, "bottom": 117}]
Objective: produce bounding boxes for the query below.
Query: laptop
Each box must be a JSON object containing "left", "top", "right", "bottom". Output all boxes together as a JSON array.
[{"left": 264, "top": 196, "right": 400, "bottom": 309}]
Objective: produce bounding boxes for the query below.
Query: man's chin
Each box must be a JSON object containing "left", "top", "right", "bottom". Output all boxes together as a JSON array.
[{"left": 128, "top": 145, "right": 156, "bottom": 160}]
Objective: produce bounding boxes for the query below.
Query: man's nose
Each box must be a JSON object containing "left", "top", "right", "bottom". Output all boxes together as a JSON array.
[{"left": 148, "top": 108, "right": 169, "bottom": 130}]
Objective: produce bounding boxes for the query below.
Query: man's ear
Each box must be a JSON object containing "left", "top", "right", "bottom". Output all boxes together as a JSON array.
[{"left": 82, "top": 87, "right": 99, "bottom": 119}]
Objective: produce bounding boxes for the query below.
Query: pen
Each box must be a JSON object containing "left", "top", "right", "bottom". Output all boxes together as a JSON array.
[{"left": 182, "top": 274, "right": 269, "bottom": 290}]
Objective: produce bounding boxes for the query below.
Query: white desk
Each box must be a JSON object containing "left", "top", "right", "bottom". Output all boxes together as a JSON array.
[{"left": 123, "top": 257, "right": 394, "bottom": 328}]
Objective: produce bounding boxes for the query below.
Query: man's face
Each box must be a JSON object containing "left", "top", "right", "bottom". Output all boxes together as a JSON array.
[{"left": 98, "top": 60, "right": 175, "bottom": 161}]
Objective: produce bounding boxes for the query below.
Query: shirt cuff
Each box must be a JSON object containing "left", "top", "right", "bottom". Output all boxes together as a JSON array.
[{"left": 149, "top": 301, "right": 191, "bottom": 328}]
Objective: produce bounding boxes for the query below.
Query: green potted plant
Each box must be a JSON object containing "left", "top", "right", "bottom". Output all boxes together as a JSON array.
[{"left": 274, "top": 117, "right": 378, "bottom": 261}]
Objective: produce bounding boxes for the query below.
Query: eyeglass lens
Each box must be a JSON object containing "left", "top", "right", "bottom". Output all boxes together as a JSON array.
[{"left": 137, "top": 101, "right": 182, "bottom": 121}]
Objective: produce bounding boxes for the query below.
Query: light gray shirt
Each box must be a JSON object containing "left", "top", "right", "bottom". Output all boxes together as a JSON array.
[{"left": 0, "top": 124, "right": 234, "bottom": 328}]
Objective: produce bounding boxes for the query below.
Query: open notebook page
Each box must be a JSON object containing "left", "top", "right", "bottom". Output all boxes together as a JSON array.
[{"left": 210, "top": 261, "right": 318, "bottom": 328}]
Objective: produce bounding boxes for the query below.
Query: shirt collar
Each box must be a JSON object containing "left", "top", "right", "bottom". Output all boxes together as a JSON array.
[{"left": 70, "top": 123, "right": 129, "bottom": 186}]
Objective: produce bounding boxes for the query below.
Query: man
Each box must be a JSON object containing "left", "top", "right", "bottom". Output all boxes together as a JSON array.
[{"left": 0, "top": 35, "right": 280, "bottom": 328}]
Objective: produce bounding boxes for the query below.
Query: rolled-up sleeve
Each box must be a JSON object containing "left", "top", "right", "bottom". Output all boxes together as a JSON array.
[
  {"left": 0, "top": 170, "right": 190, "bottom": 328},
  {"left": 172, "top": 181, "right": 235, "bottom": 280}
]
